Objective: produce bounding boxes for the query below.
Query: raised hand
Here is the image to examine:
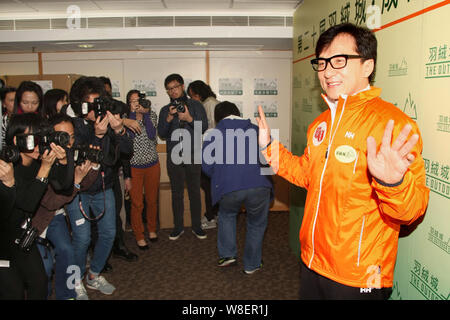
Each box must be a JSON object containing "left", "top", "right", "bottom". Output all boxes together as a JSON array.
[
  {"left": 255, "top": 105, "right": 271, "bottom": 148},
  {"left": 0, "top": 159, "right": 15, "bottom": 187},
  {"left": 95, "top": 115, "right": 109, "bottom": 138},
  {"left": 367, "top": 120, "right": 419, "bottom": 185}
]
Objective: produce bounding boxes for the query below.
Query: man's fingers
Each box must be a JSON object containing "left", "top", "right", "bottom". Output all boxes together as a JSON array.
[
  {"left": 398, "top": 133, "right": 419, "bottom": 159},
  {"left": 257, "top": 106, "right": 267, "bottom": 128},
  {"left": 380, "top": 119, "right": 395, "bottom": 151},
  {"left": 391, "top": 123, "right": 412, "bottom": 151}
]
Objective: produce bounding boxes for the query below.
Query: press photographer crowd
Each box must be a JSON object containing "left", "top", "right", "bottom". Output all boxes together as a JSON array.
[{"left": 0, "top": 74, "right": 227, "bottom": 300}]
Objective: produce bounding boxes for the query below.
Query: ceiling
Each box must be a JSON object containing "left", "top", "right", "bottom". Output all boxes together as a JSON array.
[{"left": 0, "top": 1, "right": 303, "bottom": 53}]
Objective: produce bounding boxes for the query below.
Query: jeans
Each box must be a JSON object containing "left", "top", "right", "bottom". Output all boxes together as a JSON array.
[
  {"left": 217, "top": 187, "right": 271, "bottom": 271},
  {"left": 38, "top": 213, "right": 77, "bottom": 300},
  {"left": 166, "top": 158, "right": 202, "bottom": 232},
  {"left": 66, "top": 188, "right": 116, "bottom": 277}
]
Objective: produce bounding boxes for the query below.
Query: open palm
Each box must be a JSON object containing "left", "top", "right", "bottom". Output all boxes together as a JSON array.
[{"left": 367, "top": 120, "right": 419, "bottom": 185}]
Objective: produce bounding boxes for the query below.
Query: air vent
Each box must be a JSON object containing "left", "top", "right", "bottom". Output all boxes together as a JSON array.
[
  {"left": 88, "top": 17, "right": 123, "bottom": 28},
  {"left": 15, "top": 19, "right": 50, "bottom": 30},
  {"left": 0, "top": 20, "right": 14, "bottom": 30},
  {"left": 212, "top": 16, "right": 248, "bottom": 26},
  {"left": 249, "top": 16, "right": 285, "bottom": 27},
  {"left": 137, "top": 16, "right": 173, "bottom": 27},
  {"left": 4, "top": 15, "right": 292, "bottom": 31},
  {"left": 174, "top": 16, "right": 211, "bottom": 27},
  {"left": 50, "top": 18, "right": 87, "bottom": 29}
]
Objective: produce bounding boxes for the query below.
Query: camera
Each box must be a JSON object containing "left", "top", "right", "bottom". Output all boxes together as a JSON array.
[
  {"left": 0, "top": 145, "right": 20, "bottom": 163},
  {"left": 15, "top": 218, "right": 39, "bottom": 252},
  {"left": 73, "top": 145, "right": 104, "bottom": 165},
  {"left": 172, "top": 99, "right": 185, "bottom": 113},
  {"left": 92, "top": 96, "right": 125, "bottom": 119},
  {"left": 15, "top": 131, "right": 70, "bottom": 154},
  {"left": 138, "top": 92, "right": 151, "bottom": 109},
  {"left": 38, "top": 131, "right": 70, "bottom": 155}
]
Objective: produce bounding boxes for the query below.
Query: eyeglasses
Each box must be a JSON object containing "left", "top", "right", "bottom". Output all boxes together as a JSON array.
[
  {"left": 166, "top": 84, "right": 182, "bottom": 92},
  {"left": 310, "top": 54, "right": 364, "bottom": 72}
]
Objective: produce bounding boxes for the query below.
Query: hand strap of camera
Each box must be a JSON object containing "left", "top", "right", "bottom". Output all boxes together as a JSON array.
[{"left": 78, "top": 171, "right": 106, "bottom": 222}]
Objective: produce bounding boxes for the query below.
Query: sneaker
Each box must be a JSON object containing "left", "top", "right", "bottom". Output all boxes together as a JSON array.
[
  {"left": 74, "top": 282, "right": 89, "bottom": 300},
  {"left": 192, "top": 229, "right": 207, "bottom": 240},
  {"left": 169, "top": 229, "right": 184, "bottom": 240},
  {"left": 218, "top": 257, "right": 237, "bottom": 267},
  {"left": 86, "top": 275, "right": 116, "bottom": 295},
  {"left": 244, "top": 262, "right": 263, "bottom": 275},
  {"left": 201, "top": 216, "right": 217, "bottom": 230}
]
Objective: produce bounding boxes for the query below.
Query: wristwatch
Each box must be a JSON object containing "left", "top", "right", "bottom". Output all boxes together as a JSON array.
[{"left": 36, "top": 176, "right": 49, "bottom": 184}]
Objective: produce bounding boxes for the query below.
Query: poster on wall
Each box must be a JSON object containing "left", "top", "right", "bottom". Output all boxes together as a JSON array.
[
  {"left": 111, "top": 80, "right": 121, "bottom": 98},
  {"left": 219, "top": 78, "right": 243, "bottom": 95},
  {"left": 254, "top": 78, "right": 278, "bottom": 95},
  {"left": 253, "top": 101, "right": 278, "bottom": 118},
  {"left": 32, "top": 80, "right": 52, "bottom": 94},
  {"left": 132, "top": 79, "right": 157, "bottom": 96}
]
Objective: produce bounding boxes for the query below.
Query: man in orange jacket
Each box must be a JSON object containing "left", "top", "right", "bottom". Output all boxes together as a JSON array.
[{"left": 257, "top": 23, "right": 429, "bottom": 300}]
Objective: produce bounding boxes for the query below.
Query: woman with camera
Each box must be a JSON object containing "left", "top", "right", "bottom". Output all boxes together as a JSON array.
[
  {"left": 0, "top": 113, "right": 68, "bottom": 299},
  {"left": 126, "top": 90, "right": 160, "bottom": 248}
]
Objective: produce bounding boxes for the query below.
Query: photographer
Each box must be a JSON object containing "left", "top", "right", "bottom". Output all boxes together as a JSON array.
[
  {"left": 157, "top": 74, "right": 208, "bottom": 241},
  {"left": 34, "top": 113, "right": 99, "bottom": 300},
  {"left": 64, "top": 76, "right": 132, "bottom": 298},
  {"left": 0, "top": 113, "right": 69, "bottom": 299}
]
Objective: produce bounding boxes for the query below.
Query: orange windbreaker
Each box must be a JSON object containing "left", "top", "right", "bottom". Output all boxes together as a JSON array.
[{"left": 263, "top": 87, "right": 429, "bottom": 288}]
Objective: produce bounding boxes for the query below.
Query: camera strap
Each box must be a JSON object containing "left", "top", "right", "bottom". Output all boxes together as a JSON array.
[{"left": 78, "top": 171, "right": 107, "bottom": 222}]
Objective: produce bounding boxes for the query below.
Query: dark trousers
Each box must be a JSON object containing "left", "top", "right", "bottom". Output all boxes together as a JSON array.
[
  {"left": 0, "top": 244, "right": 47, "bottom": 299},
  {"left": 166, "top": 157, "right": 202, "bottom": 232},
  {"left": 299, "top": 262, "right": 392, "bottom": 300},
  {"left": 200, "top": 172, "right": 218, "bottom": 221}
]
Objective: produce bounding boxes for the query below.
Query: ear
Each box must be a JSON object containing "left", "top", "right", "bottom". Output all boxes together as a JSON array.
[{"left": 363, "top": 59, "right": 375, "bottom": 78}]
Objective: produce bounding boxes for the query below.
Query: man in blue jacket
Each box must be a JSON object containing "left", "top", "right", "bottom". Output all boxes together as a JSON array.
[{"left": 202, "top": 101, "right": 273, "bottom": 274}]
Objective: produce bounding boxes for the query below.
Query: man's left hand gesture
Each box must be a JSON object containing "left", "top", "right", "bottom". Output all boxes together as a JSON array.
[{"left": 367, "top": 120, "right": 419, "bottom": 185}]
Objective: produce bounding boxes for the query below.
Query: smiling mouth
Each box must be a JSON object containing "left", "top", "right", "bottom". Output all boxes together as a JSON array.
[{"left": 327, "top": 81, "right": 341, "bottom": 87}]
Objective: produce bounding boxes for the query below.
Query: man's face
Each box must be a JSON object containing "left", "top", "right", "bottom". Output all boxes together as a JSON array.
[
  {"left": 3, "top": 91, "right": 16, "bottom": 114},
  {"left": 166, "top": 80, "right": 184, "bottom": 100},
  {"left": 54, "top": 121, "right": 75, "bottom": 148},
  {"left": 188, "top": 88, "right": 201, "bottom": 102},
  {"left": 85, "top": 93, "right": 100, "bottom": 121},
  {"left": 317, "top": 33, "right": 374, "bottom": 102}
]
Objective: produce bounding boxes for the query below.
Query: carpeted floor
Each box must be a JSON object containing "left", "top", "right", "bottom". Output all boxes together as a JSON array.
[{"left": 85, "top": 211, "right": 301, "bottom": 300}]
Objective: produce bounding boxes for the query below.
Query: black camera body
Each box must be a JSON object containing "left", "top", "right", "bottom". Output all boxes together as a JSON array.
[
  {"left": 138, "top": 92, "right": 151, "bottom": 109},
  {"left": 15, "top": 218, "right": 39, "bottom": 252},
  {"left": 15, "top": 131, "right": 70, "bottom": 154},
  {"left": 172, "top": 99, "right": 185, "bottom": 113},
  {"left": 93, "top": 96, "right": 125, "bottom": 119},
  {"left": 38, "top": 131, "right": 70, "bottom": 155},
  {"left": 0, "top": 145, "right": 20, "bottom": 163},
  {"left": 73, "top": 145, "right": 104, "bottom": 165}
]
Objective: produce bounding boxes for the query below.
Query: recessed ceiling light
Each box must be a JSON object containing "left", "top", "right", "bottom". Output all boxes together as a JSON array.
[
  {"left": 193, "top": 41, "right": 208, "bottom": 46},
  {"left": 78, "top": 44, "right": 94, "bottom": 48}
]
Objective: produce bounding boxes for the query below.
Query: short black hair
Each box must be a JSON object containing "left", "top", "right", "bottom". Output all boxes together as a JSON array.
[
  {"left": 99, "top": 76, "right": 112, "bottom": 87},
  {"left": 187, "top": 80, "right": 216, "bottom": 101},
  {"left": 14, "top": 81, "right": 44, "bottom": 114},
  {"left": 315, "top": 23, "right": 377, "bottom": 83},
  {"left": 0, "top": 86, "right": 17, "bottom": 102},
  {"left": 49, "top": 112, "right": 74, "bottom": 128},
  {"left": 6, "top": 113, "right": 45, "bottom": 146},
  {"left": 164, "top": 74, "right": 184, "bottom": 88},
  {"left": 69, "top": 76, "right": 106, "bottom": 116},
  {"left": 214, "top": 101, "right": 240, "bottom": 124}
]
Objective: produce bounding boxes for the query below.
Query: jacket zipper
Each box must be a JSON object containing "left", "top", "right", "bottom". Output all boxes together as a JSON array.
[
  {"left": 357, "top": 216, "right": 366, "bottom": 267},
  {"left": 309, "top": 96, "right": 347, "bottom": 268}
]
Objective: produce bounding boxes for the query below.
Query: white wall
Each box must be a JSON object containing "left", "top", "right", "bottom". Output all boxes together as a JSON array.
[{"left": 0, "top": 50, "right": 292, "bottom": 146}]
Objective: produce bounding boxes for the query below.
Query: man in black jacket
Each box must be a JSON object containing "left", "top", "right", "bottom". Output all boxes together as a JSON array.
[
  {"left": 157, "top": 74, "right": 208, "bottom": 241},
  {"left": 64, "top": 76, "right": 132, "bottom": 299}
]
